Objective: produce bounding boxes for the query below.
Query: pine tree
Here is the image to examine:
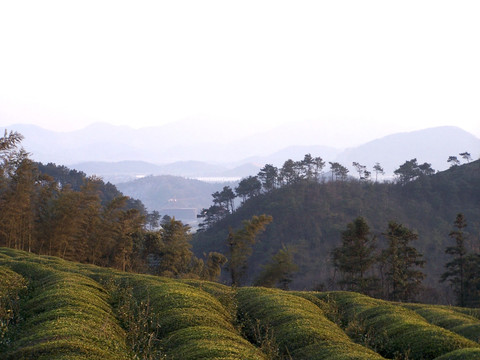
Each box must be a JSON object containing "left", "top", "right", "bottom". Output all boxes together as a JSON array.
[
  {"left": 258, "top": 165, "right": 278, "bottom": 192},
  {"left": 441, "top": 214, "right": 473, "bottom": 307},
  {"left": 235, "top": 176, "right": 262, "bottom": 203},
  {"left": 373, "top": 162, "right": 385, "bottom": 182},
  {"left": 463, "top": 254, "right": 480, "bottom": 307},
  {"left": 382, "top": 221, "right": 425, "bottom": 302},
  {"left": 332, "top": 217, "right": 378, "bottom": 294}
]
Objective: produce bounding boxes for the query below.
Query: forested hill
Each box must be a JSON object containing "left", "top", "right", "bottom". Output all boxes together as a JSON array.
[
  {"left": 193, "top": 160, "right": 480, "bottom": 295},
  {"left": 36, "top": 162, "right": 147, "bottom": 213}
]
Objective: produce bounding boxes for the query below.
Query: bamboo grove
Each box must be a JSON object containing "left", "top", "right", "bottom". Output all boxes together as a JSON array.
[{"left": 0, "top": 130, "right": 225, "bottom": 280}]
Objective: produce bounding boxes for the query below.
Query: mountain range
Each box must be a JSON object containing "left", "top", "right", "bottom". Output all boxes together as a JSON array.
[{"left": 3, "top": 122, "right": 480, "bottom": 183}]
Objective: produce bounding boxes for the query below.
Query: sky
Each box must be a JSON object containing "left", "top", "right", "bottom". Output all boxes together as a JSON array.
[{"left": 0, "top": 1, "right": 479, "bottom": 145}]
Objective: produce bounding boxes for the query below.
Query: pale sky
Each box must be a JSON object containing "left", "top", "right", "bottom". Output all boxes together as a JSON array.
[{"left": 0, "top": 1, "right": 479, "bottom": 143}]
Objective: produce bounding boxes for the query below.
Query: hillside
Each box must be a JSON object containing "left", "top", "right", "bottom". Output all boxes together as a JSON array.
[
  {"left": 116, "top": 175, "right": 238, "bottom": 220},
  {"left": 193, "top": 160, "right": 480, "bottom": 295},
  {"left": 1, "top": 248, "right": 480, "bottom": 360}
]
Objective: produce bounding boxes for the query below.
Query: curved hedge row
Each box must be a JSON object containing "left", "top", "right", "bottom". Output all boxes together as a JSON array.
[
  {"left": 0, "top": 265, "right": 27, "bottom": 352},
  {"left": 237, "top": 287, "right": 386, "bottom": 359},
  {"left": 2, "top": 248, "right": 480, "bottom": 360},
  {"left": 403, "top": 304, "right": 480, "bottom": 342},
  {"left": 433, "top": 348, "right": 480, "bottom": 360},
  {"left": 122, "top": 275, "right": 267, "bottom": 360},
  {"left": 0, "top": 261, "right": 131, "bottom": 360},
  {"left": 316, "top": 292, "right": 479, "bottom": 360}
]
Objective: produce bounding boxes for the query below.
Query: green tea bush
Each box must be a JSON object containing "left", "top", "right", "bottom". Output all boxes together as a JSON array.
[
  {"left": 290, "top": 291, "right": 343, "bottom": 325},
  {"left": 122, "top": 276, "right": 267, "bottom": 359},
  {"left": 0, "top": 247, "right": 28, "bottom": 259},
  {"left": 102, "top": 277, "right": 167, "bottom": 360},
  {"left": 1, "top": 261, "right": 131, "bottom": 360},
  {"left": 317, "top": 292, "right": 479, "bottom": 360},
  {"left": 237, "top": 287, "right": 385, "bottom": 359},
  {"left": 404, "top": 304, "right": 480, "bottom": 342},
  {"left": 0, "top": 265, "right": 27, "bottom": 351},
  {"left": 162, "top": 326, "right": 267, "bottom": 360},
  {"left": 180, "top": 278, "right": 238, "bottom": 319},
  {"left": 3, "top": 248, "right": 479, "bottom": 360},
  {"left": 433, "top": 348, "right": 480, "bottom": 359},
  {"left": 460, "top": 308, "right": 480, "bottom": 320}
]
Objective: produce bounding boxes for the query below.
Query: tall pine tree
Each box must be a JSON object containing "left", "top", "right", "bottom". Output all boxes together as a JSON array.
[
  {"left": 441, "top": 214, "right": 480, "bottom": 307},
  {"left": 332, "top": 217, "right": 378, "bottom": 294},
  {"left": 381, "top": 221, "right": 425, "bottom": 302}
]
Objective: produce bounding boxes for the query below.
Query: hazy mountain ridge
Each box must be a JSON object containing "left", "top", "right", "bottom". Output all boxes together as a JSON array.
[
  {"left": 4, "top": 123, "right": 480, "bottom": 181},
  {"left": 337, "top": 126, "right": 480, "bottom": 175}
]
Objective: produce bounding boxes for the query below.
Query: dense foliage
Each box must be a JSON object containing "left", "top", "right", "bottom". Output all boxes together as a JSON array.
[
  {"left": 0, "top": 131, "right": 224, "bottom": 281},
  {"left": 193, "top": 156, "right": 480, "bottom": 302}
]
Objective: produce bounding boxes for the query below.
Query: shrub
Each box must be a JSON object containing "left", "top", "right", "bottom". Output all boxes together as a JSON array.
[
  {"left": 316, "top": 291, "right": 479, "bottom": 360},
  {"left": 237, "top": 287, "right": 385, "bottom": 359},
  {"left": 433, "top": 348, "right": 480, "bottom": 360},
  {"left": 0, "top": 265, "right": 27, "bottom": 351},
  {"left": 0, "top": 261, "right": 130, "bottom": 360},
  {"left": 2, "top": 248, "right": 478, "bottom": 360},
  {"left": 403, "top": 304, "right": 480, "bottom": 342},
  {"left": 119, "top": 275, "right": 267, "bottom": 359}
]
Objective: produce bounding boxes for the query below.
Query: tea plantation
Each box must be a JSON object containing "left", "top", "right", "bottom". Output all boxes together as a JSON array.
[{"left": 1, "top": 247, "right": 479, "bottom": 359}]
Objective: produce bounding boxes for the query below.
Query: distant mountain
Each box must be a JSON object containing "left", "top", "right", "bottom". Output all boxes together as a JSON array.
[
  {"left": 5, "top": 120, "right": 274, "bottom": 164},
  {"left": 336, "top": 126, "right": 480, "bottom": 176},
  {"left": 72, "top": 160, "right": 261, "bottom": 183},
  {"left": 6, "top": 123, "right": 145, "bottom": 164},
  {"left": 4, "top": 122, "right": 479, "bottom": 179}
]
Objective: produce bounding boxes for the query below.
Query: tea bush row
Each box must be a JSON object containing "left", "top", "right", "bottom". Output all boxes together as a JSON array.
[
  {"left": 316, "top": 292, "right": 479, "bottom": 360},
  {"left": 0, "top": 265, "right": 27, "bottom": 351},
  {"left": 120, "top": 275, "right": 267, "bottom": 359},
  {"left": 433, "top": 348, "right": 480, "bottom": 359},
  {"left": 237, "top": 287, "right": 386, "bottom": 359},
  {"left": 2, "top": 248, "right": 479, "bottom": 360},
  {"left": 403, "top": 303, "right": 480, "bottom": 342},
  {"left": 0, "top": 259, "right": 131, "bottom": 360}
]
